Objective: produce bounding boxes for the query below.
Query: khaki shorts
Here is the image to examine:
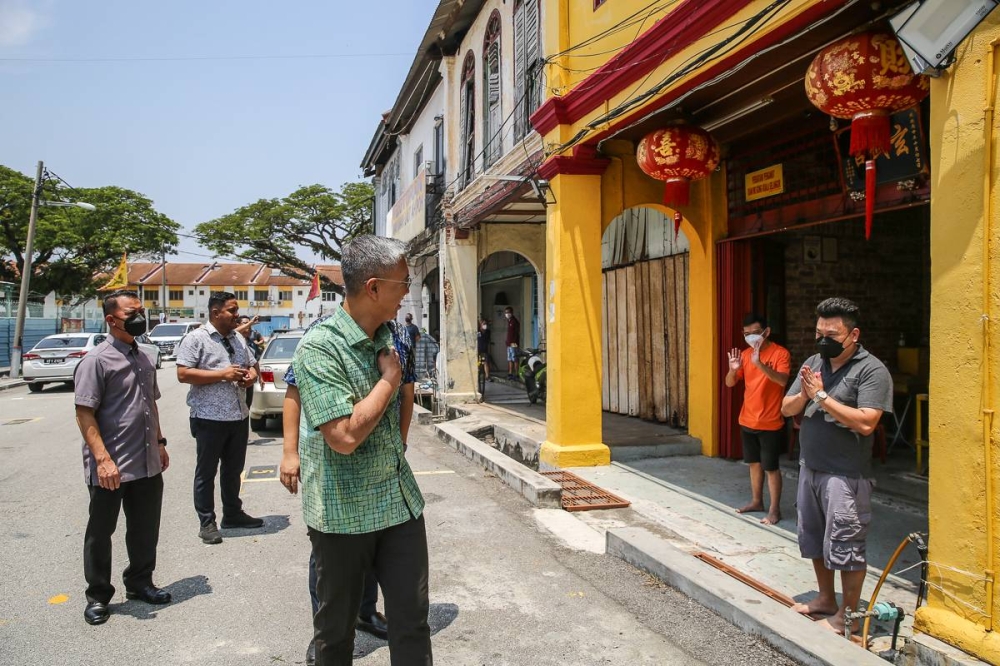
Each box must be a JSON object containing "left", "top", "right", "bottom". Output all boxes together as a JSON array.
[{"left": 796, "top": 464, "right": 874, "bottom": 572}]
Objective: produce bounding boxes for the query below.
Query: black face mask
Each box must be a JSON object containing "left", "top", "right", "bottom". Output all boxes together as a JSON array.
[
  {"left": 117, "top": 313, "right": 147, "bottom": 338},
  {"left": 816, "top": 335, "right": 849, "bottom": 359}
]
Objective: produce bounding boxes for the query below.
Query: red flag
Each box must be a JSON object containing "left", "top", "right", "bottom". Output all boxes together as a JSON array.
[{"left": 307, "top": 272, "right": 320, "bottom": 301}]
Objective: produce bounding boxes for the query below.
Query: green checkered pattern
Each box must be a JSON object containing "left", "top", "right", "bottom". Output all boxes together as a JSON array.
[{"left": 294, "top": 306, "right": 424, "bottom": 534}]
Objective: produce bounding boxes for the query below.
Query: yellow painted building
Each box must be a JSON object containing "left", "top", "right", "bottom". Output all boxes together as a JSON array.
[{"left": 532, "top": 0, "right": 1000, "bottom": 661}]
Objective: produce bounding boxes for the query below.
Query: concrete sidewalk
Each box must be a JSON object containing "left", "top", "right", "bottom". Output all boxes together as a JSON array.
[{"left": 442, "top": 401, "right": 935, "bottom": 665}]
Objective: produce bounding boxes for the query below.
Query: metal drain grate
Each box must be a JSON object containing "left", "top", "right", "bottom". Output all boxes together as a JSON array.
[{"left": 540, "top": 471, "right": 631, "bottom": 512}]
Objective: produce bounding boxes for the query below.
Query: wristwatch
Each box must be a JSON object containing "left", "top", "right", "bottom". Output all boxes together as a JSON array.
[
  {"left": 158, "top": 437, "right": 167, "bottom": 447},
  {"left": 812, "top": 391, "right": 828, "bottom": 404}
]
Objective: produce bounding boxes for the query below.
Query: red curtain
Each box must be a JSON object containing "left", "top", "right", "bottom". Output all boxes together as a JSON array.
[{"left": 715, "top": 241, "right": 752, "bottom": 459}]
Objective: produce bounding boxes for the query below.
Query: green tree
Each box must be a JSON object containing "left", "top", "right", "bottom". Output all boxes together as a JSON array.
[
  {"left": 0, "top": 165, "right": 179, "bottom": 299},
  {"left": 194, "top": 182, "right": 374, "bottom": 285}
]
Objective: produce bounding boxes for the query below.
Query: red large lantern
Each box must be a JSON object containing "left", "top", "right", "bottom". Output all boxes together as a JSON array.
[
  {"left": 637, "top": 125, "right": 720, "bottom": 238},
  {"left": 805, "top": 31, "right": 929, "bottom": 238}
]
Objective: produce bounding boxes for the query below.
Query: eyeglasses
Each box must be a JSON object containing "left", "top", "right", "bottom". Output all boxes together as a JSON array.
[{"left": 375, "top": 276, "right": 413, "bottom": 289}]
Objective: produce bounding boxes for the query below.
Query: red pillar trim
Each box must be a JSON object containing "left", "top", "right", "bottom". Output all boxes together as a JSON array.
[
  {"left": 531, "top": 0, "right": 755, "bottom": 136},
  {"left": 537, "top": 153, "right": 610, "bottom": 180}
]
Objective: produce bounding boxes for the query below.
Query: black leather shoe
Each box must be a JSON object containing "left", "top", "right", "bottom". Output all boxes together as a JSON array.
[
  {"left": 84, "top": 602, "right": 109, "bottom": 625},
  {"left": 357, "top": 611, "right": 388, "bottom": 639},
  {"left": 220, "top": 512, "right": 264, "bottom": 529},
  {"left": 305, "top": 638, "right": 316, "bottom": 666},
  {"left": 125, "top": 585, "right": 172, "bottom": 605}
]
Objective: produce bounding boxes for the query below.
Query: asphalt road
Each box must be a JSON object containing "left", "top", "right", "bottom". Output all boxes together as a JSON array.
[{"left": 0, "top": 363, "right": 796, "bottom": 665}]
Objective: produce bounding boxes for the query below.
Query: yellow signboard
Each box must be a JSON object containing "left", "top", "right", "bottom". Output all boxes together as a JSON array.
[{"left": 744, "top": 164, "right": 784, "bottom": 202}]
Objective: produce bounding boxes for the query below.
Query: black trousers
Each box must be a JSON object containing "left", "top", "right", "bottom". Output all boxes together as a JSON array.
[
  {"left": 190, "top": 417, "right": 249, "bottom": 526},
  {"left": 310, "top": 516, "right": 431, "bottom": 666},
  {"left": 84, "top": 473, "right": 164, "bottom": 604},
  {"left": 309, "top": 552, "right": 379, "bottom": 618}
]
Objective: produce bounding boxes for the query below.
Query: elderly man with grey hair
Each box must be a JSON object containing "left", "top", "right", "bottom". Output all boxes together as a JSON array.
[{"left": 292, "top": 235, "right": 431, "bottom": 665}]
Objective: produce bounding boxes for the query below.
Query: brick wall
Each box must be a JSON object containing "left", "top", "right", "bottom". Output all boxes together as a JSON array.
[{"left": 779, "top": 206, "right": 930, "bottom": 373}]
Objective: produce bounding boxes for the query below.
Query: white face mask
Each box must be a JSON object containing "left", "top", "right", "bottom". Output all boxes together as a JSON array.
[
  {"left": 744, "top": 333, "right": 764, "bottom": 347},
  {"left": 505, "top": 313, "right": 512, "bottom": 320},
  {"left": 481, "top": 324, "right": 488, "bottom": 330}
]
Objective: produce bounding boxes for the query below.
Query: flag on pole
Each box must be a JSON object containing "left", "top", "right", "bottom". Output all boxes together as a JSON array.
[
  {"left": 99, "top": 253, "right": 129, "bottom": 291},
  {"left": 307, "top": 270, "right": 321, "bottom": 302}
]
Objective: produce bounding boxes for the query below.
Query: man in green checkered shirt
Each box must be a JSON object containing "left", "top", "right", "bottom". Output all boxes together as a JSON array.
[{"left": 293, "top": 235, "right": 430, "bottom": 665}]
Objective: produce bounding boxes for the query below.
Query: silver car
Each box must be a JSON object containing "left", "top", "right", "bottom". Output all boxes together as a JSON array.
[
  {"left": 249, "top": 330, "right": 305, "bottom": 432},
  {"left": 23, "top": 332, "right": 160, "bottom": 392}
]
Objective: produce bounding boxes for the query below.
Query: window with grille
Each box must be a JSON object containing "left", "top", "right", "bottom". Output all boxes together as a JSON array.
[
  {"left": 169, "top": 289, "right": 184, "bottom": 301},
  {"left": 254, "top": 290, "right": 269, "bottom": 301},
  {"left": 414, "top": 145, "right": 424, "bottom": 178},
  {"left": 234, "top": 290, "right": 248, "bottom": 301},
  {"left": 278, "top": 290, "right": 292, "bottom": 301},
  {"left": 433, "top": 118, "right": 445, "bottom": 176},
  {"left": 322, "top": 291, "right": 338, "bottom": 302},
  {"left": 483, "top": 12, "right": 503, "bottom": 167},
  {"left": 460, "top": 52, "right": 476, "bottom": 188},
  {"left": 513, "top": 0, "right": 542, "bottom": 142}
]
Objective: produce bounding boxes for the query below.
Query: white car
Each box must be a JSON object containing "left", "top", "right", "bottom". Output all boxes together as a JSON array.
[
  {"left": 23, "top": 332, "right": 160, "bottom": 392},
  {"left": 249, "top": 330, "right": 305, "bottom": 432},
  {"left": 148, "top": 321, "right": 202, "bottom": 360}
]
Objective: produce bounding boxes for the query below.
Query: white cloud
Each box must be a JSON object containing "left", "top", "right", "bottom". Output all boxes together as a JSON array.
[{"left": 0, "top": 0, "right": 48, "bottom": 47}]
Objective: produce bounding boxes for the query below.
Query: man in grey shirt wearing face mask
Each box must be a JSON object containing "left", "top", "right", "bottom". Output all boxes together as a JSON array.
[{"left": 781, "top": 297, "right": 892, "bottom": 638}]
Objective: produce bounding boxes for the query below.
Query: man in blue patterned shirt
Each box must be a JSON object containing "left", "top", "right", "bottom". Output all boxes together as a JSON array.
[
  {"left": 284, "top": 236, "right": 428, "bottom": 665},
  {"left": 279, "top": 309, "right": 415, "bottom": 663}
]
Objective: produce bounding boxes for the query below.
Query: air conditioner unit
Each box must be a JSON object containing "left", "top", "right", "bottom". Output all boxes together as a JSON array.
[{"left": 249, "top": 301, "right": 256, "bottom": 307}]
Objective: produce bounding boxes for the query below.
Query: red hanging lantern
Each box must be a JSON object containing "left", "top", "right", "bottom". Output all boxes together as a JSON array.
[
  {"left": 637, "top": 125, "right": 720, "bottom": 239},
  {"left": 805, "top": 31, "right": 929, "bottom": 239}
]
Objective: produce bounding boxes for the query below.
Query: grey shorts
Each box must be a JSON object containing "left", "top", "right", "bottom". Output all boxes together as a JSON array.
[{"left": 796, "top": 464, "right": 874, "bottom": 571}]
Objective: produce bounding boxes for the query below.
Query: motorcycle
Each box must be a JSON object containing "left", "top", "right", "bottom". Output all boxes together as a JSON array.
[{"left": 516, "top": 347, "right": 546, "bottom": 404}]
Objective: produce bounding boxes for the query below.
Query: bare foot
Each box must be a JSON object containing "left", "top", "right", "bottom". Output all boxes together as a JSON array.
[
  {"left": 761, "top": 511, "right": 782, "bottom": 525},
  {"left": 791, "top": 598, "right": 838, "bottom": 618},
  {"left": 816, "top": 616, "right": 861, "bottom": 640},
  {"left": 736, "top": 502, "right": 764, "bottom": 514}
]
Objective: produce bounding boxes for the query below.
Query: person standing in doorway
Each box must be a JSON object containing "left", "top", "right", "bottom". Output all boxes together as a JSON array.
[
  {"left": 725, "top": 313, "right": 790, "bottom": 525},
  {"left": 404, "top": 312, "right": 421, "bottom": 349},
  {"left": 75, "top": 290, "right": 171, "bottom": 626},
  {"left": 477, "top": 317, "right": 491, "bottom": 383},
  {"left": 781, "top": 297, "right": 892, "bottom": 637},
  {"left": 504, "top": 306, "right": 520, "bottom": 380},
  {"left": 175, "top": 291, "right": 263, "bottom": 545}
]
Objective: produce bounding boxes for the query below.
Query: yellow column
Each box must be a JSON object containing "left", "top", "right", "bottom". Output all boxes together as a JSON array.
[
  {"left": 540, "top": 172, "right": 611, "bottom": 468},
  {"left": 912, "top": 15, "right": 1000, "bottom": 663}
]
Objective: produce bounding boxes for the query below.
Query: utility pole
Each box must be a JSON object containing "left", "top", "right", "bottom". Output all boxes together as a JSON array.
[
  {"left": 160, "top": 243, "right": 167, "bottom": 324},
  {"left": 10, "top": 161, "right": 44, "bottom": 379}
]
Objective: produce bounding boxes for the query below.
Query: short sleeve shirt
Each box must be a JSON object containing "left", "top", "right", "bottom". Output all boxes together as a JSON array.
[
  {"left": 506, "top": 317, "right": 520, "bottom": 346},
  {"left": 74, "top": 337, "right": 162, "bottom": 485},
  {"left": 735, "top": 342, "right": 791, "bottom": 431},
  {"left": 293, "top": 306, "right": 424, "bottom": 535},
  {"left": 786, "top": 345, "right": 893, "bottom": 478},
  {"left": 175, "top": 323, "right": 251, "bottom": 422}
]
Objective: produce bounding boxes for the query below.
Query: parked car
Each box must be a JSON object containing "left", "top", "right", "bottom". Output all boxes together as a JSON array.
[
  {"left": 148, "top": 321, "right": 201, "bottom": 360},
  {"left": 249, "top": 329, "right": 305, "bottom": 432},
  {"left": 135, "top": 334, "right": 163, "bottom": 369},
  {"left": 23, "top": 333, "right": 107, "bottom": 392}
]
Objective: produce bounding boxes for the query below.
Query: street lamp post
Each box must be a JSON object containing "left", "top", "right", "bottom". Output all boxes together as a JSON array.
[{"left": 10, "top": 161, "right": 96, "bottom": 379}]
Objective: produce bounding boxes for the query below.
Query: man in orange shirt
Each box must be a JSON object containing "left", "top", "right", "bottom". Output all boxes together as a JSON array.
[{"left": 725, "top": 313, "right": 791, "bottom": 525}]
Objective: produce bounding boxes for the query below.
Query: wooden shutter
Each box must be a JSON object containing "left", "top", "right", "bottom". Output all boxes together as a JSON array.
[
  {"left": 524, "top": 0, "right": 541, "bottom": 113},
  {"left": 485, "top": 45, "right": 501, "bottom": 165},
  {"left": 513, "top": 1, "right": 526, "bottom": 141}
]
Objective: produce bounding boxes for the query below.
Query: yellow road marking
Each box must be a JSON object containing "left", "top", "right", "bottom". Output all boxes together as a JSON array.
[{"left": 413, "top": 470, "right": 456, "bottom": 476}]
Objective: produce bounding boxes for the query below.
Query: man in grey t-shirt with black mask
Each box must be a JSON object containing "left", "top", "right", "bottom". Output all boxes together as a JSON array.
[{"left": 781, "top": 297, "right": 892, "bottom": 638}]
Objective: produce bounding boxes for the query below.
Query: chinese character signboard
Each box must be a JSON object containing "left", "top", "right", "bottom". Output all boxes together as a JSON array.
[
  {"left": 837, "top": 107, "right": 928, "bottom": 192},
  {"left": 744, "top": 164, "right": 785, "bottom": 202}
]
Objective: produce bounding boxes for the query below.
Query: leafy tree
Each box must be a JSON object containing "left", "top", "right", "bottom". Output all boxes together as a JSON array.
[
  {"left": 0, "top": 165, "right": 179, "bottom": 300},
  {"left": 194, "top": 182, "right": 374, "bottom": 286}
]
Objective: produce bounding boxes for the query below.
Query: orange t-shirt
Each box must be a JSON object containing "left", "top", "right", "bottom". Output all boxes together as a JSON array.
[{"left": 735, "top": 342, "right": 791, "bottom": 431}]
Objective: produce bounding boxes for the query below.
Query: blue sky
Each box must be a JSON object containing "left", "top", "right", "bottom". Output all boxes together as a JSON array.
[{"left": 0, "top": 0, "right": 437, "bottom": 263}]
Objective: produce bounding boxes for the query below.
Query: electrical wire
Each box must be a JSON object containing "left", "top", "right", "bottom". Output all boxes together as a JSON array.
[{"left": 0, "top": 52, "right": 413, "bottom": 64}]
